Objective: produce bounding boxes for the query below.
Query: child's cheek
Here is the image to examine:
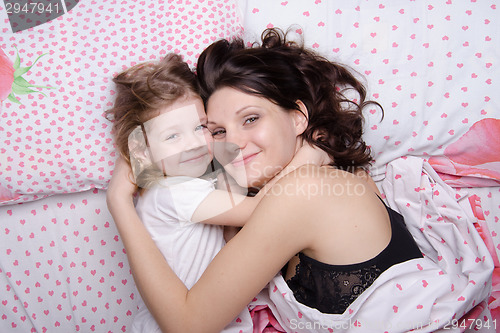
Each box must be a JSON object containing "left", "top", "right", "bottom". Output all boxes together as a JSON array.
[{"left": 206, "top": 134, "right": 215, "bottom": 154}]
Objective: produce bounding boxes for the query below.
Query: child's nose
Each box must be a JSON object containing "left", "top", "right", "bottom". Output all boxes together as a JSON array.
[{"left": 184, "top": 132, "right": 207, "bottom": 150}]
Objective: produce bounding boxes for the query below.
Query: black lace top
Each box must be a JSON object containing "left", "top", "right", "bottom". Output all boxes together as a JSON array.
[{"left": 285, "top": 201, "right": 422, "bottom": 314}]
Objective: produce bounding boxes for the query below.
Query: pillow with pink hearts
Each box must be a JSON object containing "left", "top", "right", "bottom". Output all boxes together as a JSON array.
[
  {"left": 0, "top": 0, "right": 242, "bottom": 204},
  {"left": 238, "top": 0, "right": 498, "bottom": 179}
]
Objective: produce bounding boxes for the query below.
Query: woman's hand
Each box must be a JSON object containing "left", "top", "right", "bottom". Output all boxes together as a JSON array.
[{"left": 106, "top": 156, "right": 137, "bottom": 217}]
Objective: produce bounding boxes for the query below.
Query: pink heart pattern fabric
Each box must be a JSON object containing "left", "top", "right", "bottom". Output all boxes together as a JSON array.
[
  {"left": 0, "top": 189, "right": 141, "bottom": 332},
  {"left": 0, "top": 0, "right": 241, "bottom": 204},
  {"left": 239, "top": 0, "right": 498, "bottom": 179}
]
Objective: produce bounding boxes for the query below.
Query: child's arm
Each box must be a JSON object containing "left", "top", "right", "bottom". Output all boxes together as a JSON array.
[
  {"left": 266, "top": 142, "right": 331, "bottom": 186},
  {"left": 192, "top": 169, "right": 263, "bottom": 226},
  {"left": 191, "top": 187, "right": 259, "bottom": 227},
  {"left": 192, "top": 143, "right": 331, "bottom": 227}
]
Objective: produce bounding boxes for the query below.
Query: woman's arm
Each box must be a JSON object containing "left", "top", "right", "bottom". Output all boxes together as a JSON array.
[
  {"left": 106, "top": 158, "right": 191, "bottom": 329},
  {"left": 107, "top": 158, "right": 316, "bottom": 333}
]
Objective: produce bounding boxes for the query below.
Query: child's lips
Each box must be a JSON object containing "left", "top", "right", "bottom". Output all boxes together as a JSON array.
[{"left": 181, "top": 153, "right": 209, "bottom": 163}]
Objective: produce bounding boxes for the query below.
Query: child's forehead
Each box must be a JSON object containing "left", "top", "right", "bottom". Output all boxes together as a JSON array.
[
  {"left": 144, "top": 103, "right": 206, "bottom": 130},
  {"left": 159, "top": 103, "right": 205, "bottom": 119}
]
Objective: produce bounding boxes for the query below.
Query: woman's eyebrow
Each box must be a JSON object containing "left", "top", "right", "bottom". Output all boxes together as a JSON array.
[
  {"left": 235, "top": 105, "right": 258, "bottom": 115},
  {"left": 207, "top": 105, "right": 259, "bottom": 125}
]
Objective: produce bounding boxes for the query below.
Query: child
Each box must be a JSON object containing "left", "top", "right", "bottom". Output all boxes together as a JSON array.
[{"left": 107, "top": 54, "right": 327, "bottom": 333}]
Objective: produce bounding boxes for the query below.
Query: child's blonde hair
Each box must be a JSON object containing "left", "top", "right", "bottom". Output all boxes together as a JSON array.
[{"left": 106, "top": 53, "right": 199, "bottom": 188}]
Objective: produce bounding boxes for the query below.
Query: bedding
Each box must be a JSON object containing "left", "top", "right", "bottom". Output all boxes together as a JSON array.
[
  {"left": 262, "top": 157, "right": 493, "bottom": 332},
  {"left": 0, "top": 0, "right": 498, "bottom": 332},
  {"left": 0, "top": 0, "right": 241, "bottom": 204},
  {"left": 0, "top": 189, "right": 140, "bottom": 332}
]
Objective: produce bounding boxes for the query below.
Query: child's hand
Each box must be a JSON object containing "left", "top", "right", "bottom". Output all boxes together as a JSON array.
[
  {"left": 259, "top": 143, "right": 331, "bottom": 194},
  {"left": 106, "top": 156, "right": 137, "bottom": 216}
]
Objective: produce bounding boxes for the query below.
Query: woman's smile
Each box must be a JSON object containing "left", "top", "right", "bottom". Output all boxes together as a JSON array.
[
  {"left": 230, "top": 151, "right": 260, "bottom": 168},
  {"left": 207, "top": 87, "right": 303, "bottom": 188}
]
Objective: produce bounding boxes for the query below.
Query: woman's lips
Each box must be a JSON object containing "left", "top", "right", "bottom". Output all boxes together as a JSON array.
[{"left": 231, "top": 152, "right": 259, "bottom": 167}]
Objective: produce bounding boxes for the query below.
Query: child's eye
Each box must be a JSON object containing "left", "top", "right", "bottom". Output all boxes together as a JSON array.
[
  {"left": 195, "top": 124, "right": 208, "bottom": 131},
  {"left": 164, "top": 133, "right": 178, "bottom": 141}
]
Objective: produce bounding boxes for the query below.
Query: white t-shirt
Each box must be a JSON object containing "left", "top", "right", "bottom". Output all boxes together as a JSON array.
[
  {"left": 136, "top": 176, "right": 223, "bottom": 289},
  {"left": 131, "top": 176, "right": 253, "bottom": 333}
]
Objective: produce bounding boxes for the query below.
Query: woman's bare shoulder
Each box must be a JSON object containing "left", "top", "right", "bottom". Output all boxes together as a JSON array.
[
  {"left": 287, "top": 164, "right": 362, "bottom": 179},
  {"left": 264, "top": 164, "right": 380, "bottom": 221},
  {"left": 267, "top": 165, "right": 390, "bottom": 264}
]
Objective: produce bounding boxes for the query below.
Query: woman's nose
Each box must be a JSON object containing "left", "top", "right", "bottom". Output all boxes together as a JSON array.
[
  {"left": 212, "top": 131, "right": 244, "bottom": 165},
  {"left": 225, "top": 129, "right": 246, "bottom": 151}
]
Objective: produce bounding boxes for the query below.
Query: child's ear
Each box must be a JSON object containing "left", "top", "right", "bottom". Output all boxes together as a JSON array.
[{"left": 293, "top": 100, "right": 309, "bottom": 136}]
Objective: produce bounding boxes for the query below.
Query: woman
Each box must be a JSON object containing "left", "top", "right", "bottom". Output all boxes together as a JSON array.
[{"left": 107, "top": 28, "right": 422, "bottom": 332}]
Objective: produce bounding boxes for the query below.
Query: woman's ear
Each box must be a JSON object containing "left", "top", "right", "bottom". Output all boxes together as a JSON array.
[{"left": 293, "top": 100, "right": 309, "bottom": 136}]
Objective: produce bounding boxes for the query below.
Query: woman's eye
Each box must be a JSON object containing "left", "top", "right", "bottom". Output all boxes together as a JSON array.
[
  {"left": 244, "top": 116, "right": 259, "bottom": 124},
  {"left": 211, "top": 129, "right": 226, "bottom": 139}
]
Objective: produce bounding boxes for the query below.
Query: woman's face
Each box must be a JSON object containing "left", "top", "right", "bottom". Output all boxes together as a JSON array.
[{"left": 206, "top": 87, "right": 304, "bottom": 188}]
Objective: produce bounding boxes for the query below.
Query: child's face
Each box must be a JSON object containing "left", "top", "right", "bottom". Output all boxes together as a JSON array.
[{"left": 144, "top": 96, "right": 213, "bottom": 178}]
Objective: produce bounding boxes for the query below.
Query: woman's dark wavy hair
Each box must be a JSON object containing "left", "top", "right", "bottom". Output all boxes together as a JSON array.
[{"left": 196, "top": 28, "right": 382, "bottom": 170}]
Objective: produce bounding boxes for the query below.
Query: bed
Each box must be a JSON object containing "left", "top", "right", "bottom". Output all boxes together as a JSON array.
[{"left": 0, "top": 1, "right": 498, "bottom": 332}]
